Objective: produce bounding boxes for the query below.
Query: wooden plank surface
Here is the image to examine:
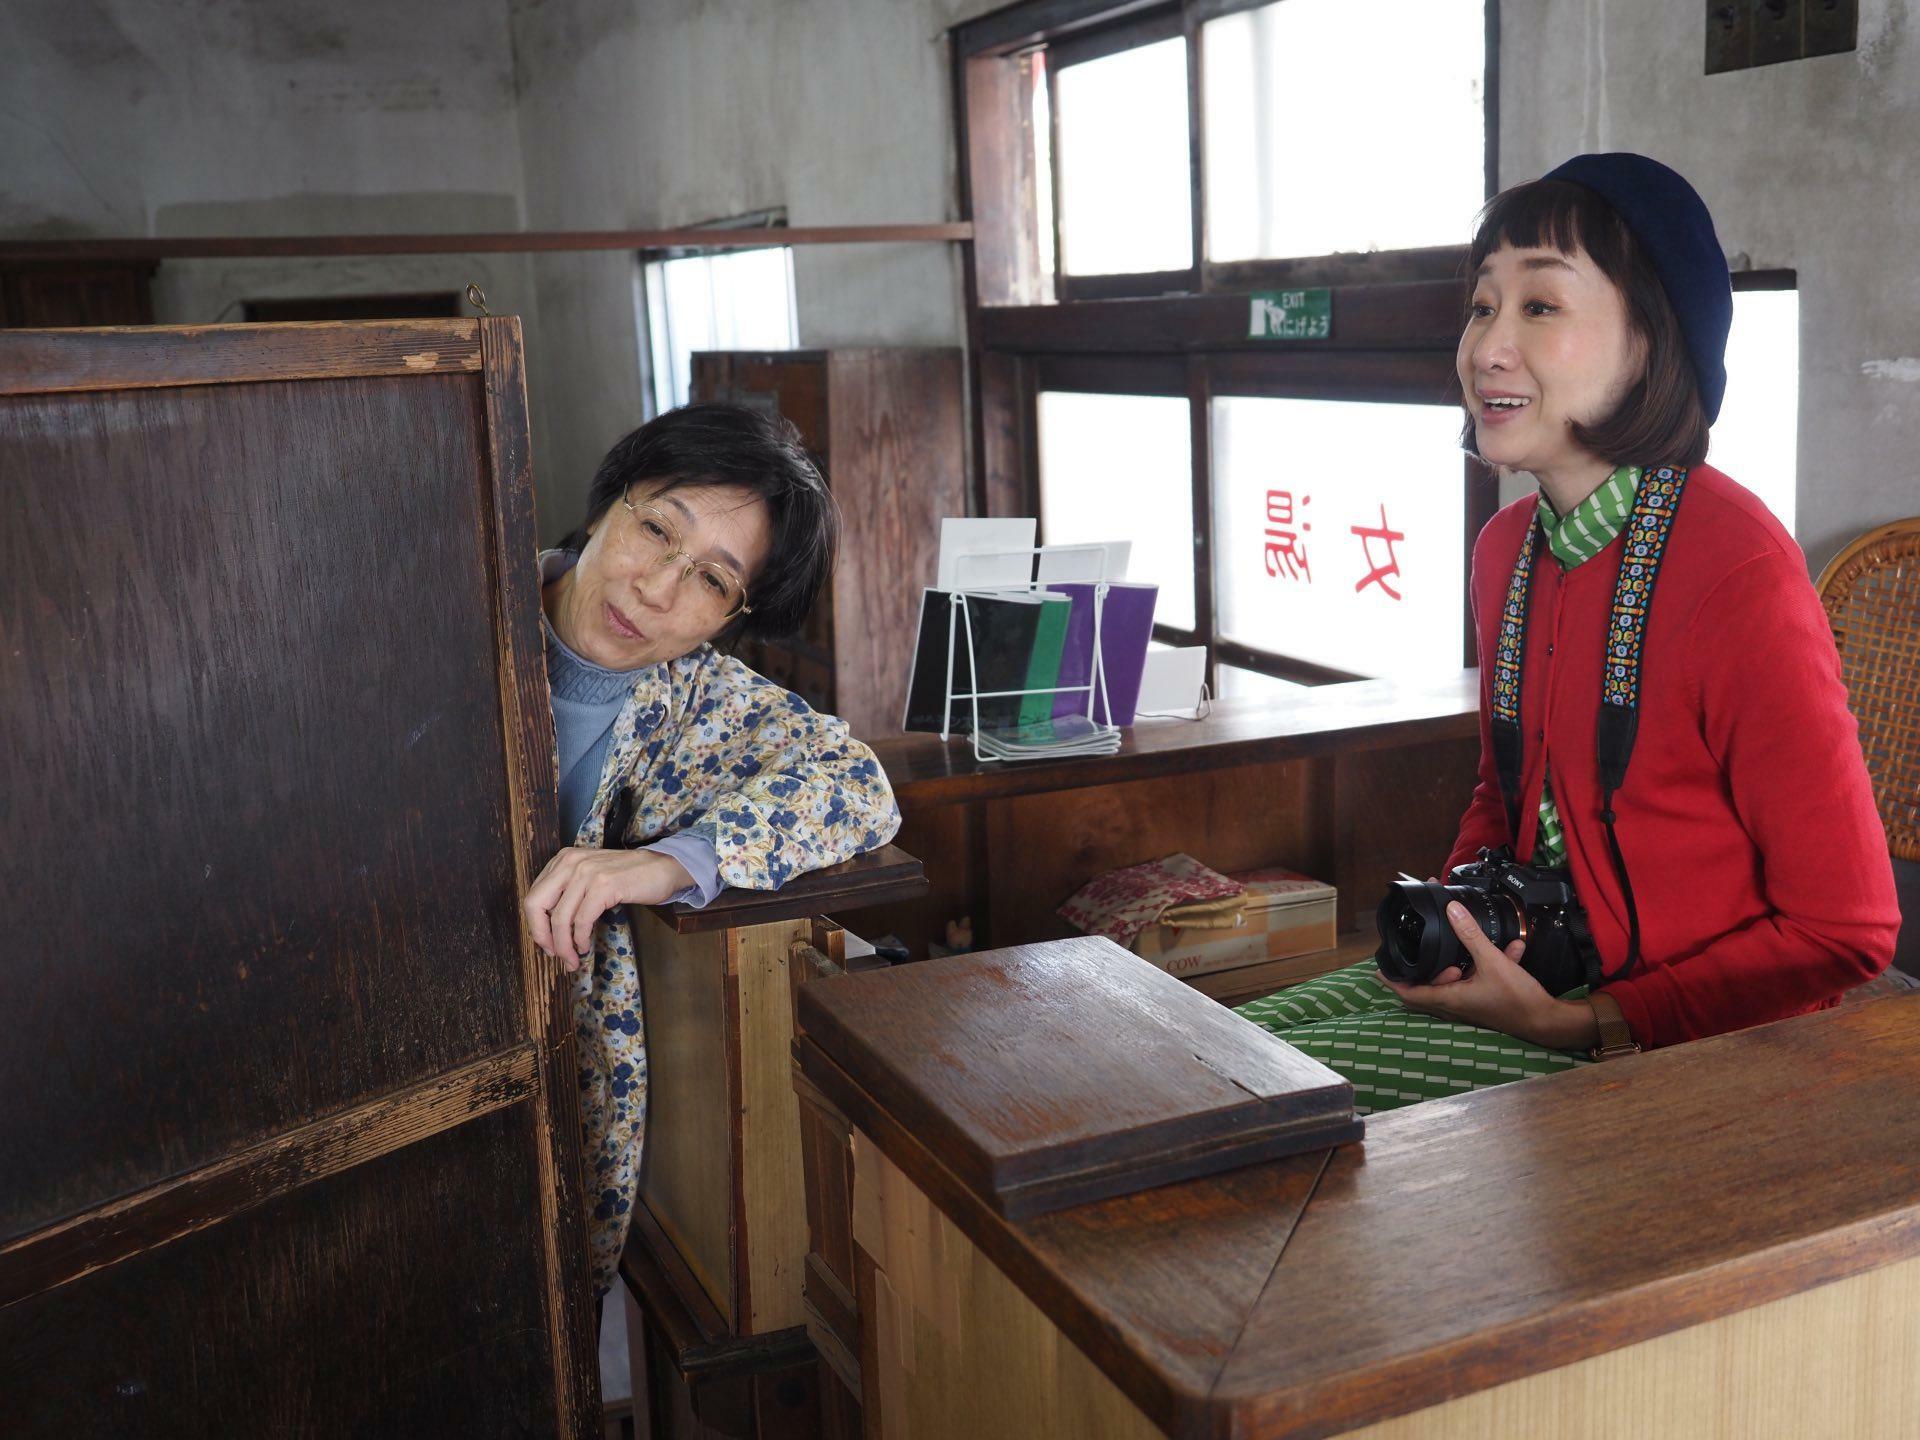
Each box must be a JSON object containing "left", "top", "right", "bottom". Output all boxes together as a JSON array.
[
  {"left": 0, "top": 1044, "right": 537, "bottom": 1308},
  {"left": 1216, "top": 991, "right": 1920, "bottom": 1437},
  {"left": 1, "top": 370, "right": 524, "bottom": 1237},
  {"left": 868, "top": 676, "right": 1480, "bottom": 809},
  {"left": 1, "top": 1103, "right": 557, "bottom": 1437},
  {"left": 0, "top": 319, "right": 481, "bottom": 394},
  {"left": 797, "top": 937, "right": 1358, "bottom": 1218},
  {"left": 480, "top": 314, "right": 597, "bottom": 1432},
  {"left": 825, "top": 348, "right": 966, "bottom": 741},
  {"left": 0, "top": 320, "right": 594, "bottom": 1435},
  {"left": 735, "top": 919, "right": 815, "bottom": 1334},
  {"left": 635, "top": 917, "right": 738, "bottom": 1327},
  {"left": 818, "top": 976, "right": 1920, "bottom": 1438},
  {"left": 647, "top": 844, "right": 929, "bottom": 935},
  {"left": 1334, "top": 1252, "right": 1920, "bottom": 1439},
  {"left": 833, "top": 1085, "right": 1327, "bottom": 1438}
]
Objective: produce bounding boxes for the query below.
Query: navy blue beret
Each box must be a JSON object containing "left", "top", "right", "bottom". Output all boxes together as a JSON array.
[{"left": 1543, "top": 153, "right": 1733, "bottom": 425}]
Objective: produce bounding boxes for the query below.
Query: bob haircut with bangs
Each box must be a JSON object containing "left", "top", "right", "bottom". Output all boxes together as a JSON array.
[
  {"left": 561, "top": 403, "right": 840, "bottom": 649},
  {"left": 1463, "top": 179, "right": 1710, "bottom": 470}
]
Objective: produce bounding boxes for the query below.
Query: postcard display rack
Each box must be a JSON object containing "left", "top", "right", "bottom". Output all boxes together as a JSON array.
[{"left": 943, "top": 545, "right": 1124, "bottom": 763}]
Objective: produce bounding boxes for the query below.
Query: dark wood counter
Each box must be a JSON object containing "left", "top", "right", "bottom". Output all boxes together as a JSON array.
[
  {"left": 868, "top": 673, "right": 1479, "bottom": 808},
  {"left": 801, "top": 958, "right": 1920, "bottom": 1439},
  {"left": 860, "top": 672, "right": 1483, "bottom": 961}
]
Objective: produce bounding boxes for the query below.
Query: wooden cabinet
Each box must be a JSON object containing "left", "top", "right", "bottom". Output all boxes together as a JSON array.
[
  {"left": 0, "top": 320, "right": 597, "bottom": 1434},
  {"left": 691, "top": 348, "right": 966, "bottom": 740},
  {"left": 0, "top": 261, "right": 155, "bottom": 327},
  {"left": 615, "top": 852, "right": 928, "bottom": 1440}
]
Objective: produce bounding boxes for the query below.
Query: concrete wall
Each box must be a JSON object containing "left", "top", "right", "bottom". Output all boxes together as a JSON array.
[
  {"left": 1499, "top": 0, "right": 1920, "bottom": 572},
  {"left": 506, "top": 0, "right": 995, "bottom": 537},
  {"left": 7, "top": 0, "right": 1913, "bottom": 563},
  {"left": 0, "top": 0, "right": 538, "bottom": 313}
]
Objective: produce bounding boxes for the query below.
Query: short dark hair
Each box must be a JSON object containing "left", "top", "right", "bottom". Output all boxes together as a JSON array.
[
  {"left": 563, "top": 403, "right": 839, "bottom": 646},
  {"left": 1463, "top": 179, "right": 1710, "bottom": 470}
]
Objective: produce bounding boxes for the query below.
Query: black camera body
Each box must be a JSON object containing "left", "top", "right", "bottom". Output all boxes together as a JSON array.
[{"left": 1374, "top": 846, "right": 1601, "bottom": 996}]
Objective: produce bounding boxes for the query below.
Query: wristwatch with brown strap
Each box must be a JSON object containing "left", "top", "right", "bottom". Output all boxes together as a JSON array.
[{"left": 1586, "top": 990, "right": 1641, "bottom": 1060}]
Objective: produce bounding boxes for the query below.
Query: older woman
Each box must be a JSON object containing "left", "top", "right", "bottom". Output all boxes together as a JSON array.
[
  {"left": 523, "top": 403, "right": 900, "bottom": 1292},
  {"left": 1239, "top": 154, "right": 1897, "bottom": 1109}
]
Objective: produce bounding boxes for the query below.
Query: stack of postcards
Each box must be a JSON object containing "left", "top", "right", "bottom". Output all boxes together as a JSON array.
[{"left": 972, "top": 712, "right": 1122, "bottom": 762}]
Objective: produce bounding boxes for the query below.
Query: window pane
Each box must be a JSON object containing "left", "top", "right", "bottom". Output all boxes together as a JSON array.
[
  {"left": 1710, "top": 288, "right": 1798, "bottom": 535},
  {"left": 644, "top": 247, "right": 798, "bottom": 414},
  {"left": 1038, "top": 392, "right": 1195, "bottom": 631},
  {"left": 1054, "top": 38, "right": 1193, "bottom": 276},
  {"left": 1216, "top": 663, "right": 1311, "bottom": 702},
  {"left": 1212, "top": 397, "right": 1464, "bottom": 680},
  {"left": 1203, "top": 0, "right": 1485, "bottom": 262}
]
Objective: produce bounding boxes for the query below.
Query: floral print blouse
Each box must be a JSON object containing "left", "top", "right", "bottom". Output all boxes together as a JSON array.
[{"left": 568, "top": 643, "right": 901, "bottom": 1294}]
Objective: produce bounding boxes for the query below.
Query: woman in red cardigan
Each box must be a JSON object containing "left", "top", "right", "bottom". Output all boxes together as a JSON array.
[{"left": 1241, "top": 154, "right": 1897, "bottom": 1104}]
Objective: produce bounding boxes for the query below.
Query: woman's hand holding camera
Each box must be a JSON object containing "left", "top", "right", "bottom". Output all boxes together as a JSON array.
[
  {"left": 1380, "top": 901, "right": 1601, "bottom": 1051},
  {"left": 523, "top": 847, "right": 696, "bottom": 972}
]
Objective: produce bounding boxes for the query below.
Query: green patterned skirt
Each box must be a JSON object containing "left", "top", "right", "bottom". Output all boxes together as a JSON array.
[{"left": 1234, "top": 961, "right": 1591, "bottom": 1114}]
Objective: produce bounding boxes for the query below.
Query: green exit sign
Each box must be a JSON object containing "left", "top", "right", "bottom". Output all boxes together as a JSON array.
[{"left": 1247, "top": 288, "right": 1332, "bottom": 341}]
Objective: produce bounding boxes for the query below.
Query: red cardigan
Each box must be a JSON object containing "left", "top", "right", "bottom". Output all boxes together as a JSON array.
[{"left": 1447, "top": 464, "right": 1898, "bottom": 1048}]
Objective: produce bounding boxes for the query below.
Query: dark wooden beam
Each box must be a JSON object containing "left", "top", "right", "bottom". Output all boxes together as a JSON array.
[
  {"left": 978, "top": 280, "right": 1465, "bottom": 354},
  {"left": 0, "top": 223, "right": 975, "bottom": 265}
]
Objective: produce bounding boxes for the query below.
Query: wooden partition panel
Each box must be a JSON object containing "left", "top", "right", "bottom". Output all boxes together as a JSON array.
[{"left": 0, "top": 319, "right": 596, "bottom": 1434}]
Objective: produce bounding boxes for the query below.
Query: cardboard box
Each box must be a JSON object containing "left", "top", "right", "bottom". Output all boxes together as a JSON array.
[{"left": 1130, "top": 867, "right": 1338, "bottom": 980}]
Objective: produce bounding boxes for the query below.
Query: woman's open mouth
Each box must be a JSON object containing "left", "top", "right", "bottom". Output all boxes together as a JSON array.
[
  {"left": 605, "top": 602, "right": 646, "bottom": 642},
  {"left": 1477, "top": 393, "right": 1532, "bottom": 426}
]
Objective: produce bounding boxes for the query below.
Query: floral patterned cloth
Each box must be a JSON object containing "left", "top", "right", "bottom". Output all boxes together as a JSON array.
[
  {"left": 565, "top": 644, "right": 901, "bottom": 1294},
  {"left": 1057, "top": 853, "right": 1245, "bottom": 948}
]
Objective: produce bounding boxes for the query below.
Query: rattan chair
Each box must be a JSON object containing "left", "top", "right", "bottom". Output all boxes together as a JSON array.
[{"left": 1817, "top": 518, "right": 1920, "bottom": 864}]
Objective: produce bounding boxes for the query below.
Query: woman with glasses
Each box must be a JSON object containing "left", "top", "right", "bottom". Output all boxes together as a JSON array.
[{"left": 525, "top": 403, "right": 901, "bottom": 1293}]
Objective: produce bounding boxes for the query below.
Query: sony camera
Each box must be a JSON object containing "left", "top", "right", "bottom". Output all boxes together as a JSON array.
[{"left": 1374, "top": 847, "right": 1601, "bottom": 995}]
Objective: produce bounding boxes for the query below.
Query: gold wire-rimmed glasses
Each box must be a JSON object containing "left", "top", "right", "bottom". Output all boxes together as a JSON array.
[{"left": 616, "top": 488, "right": 753, "bottom": 624}]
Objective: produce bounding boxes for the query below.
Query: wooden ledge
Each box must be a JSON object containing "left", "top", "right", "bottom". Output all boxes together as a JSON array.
[
  {"left": 866, "top": 674, "right": 1480, "bottom": 809},
  {"left": 0, "top": 320, "right": 483, "bottom": 394},
  {"left": 643, "top": 844, "right": 927, "bottom": 935}
]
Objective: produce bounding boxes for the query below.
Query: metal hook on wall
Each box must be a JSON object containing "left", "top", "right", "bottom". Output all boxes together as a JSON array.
[{"left": 464, "top": 283, "right": 492, "bottom": 318}]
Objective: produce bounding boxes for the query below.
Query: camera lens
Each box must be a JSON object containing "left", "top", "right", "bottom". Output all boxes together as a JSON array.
[
  {"left": 1375, "top": 881, "right": 1521, "bottom": 984},
  {"left": 1375, "top": 879, "right": 1452, "bottom": 984}
]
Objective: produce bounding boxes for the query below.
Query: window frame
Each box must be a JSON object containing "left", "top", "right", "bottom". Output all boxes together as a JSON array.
[
  {"left": 636, "top": 208, "right": 797, "bottom": 418},
  {"left": 953, "top": 0, "right": 1503, "bottom": 691}
]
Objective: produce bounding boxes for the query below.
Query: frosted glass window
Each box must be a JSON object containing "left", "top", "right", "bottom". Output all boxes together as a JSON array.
[
  {"left": 1037, "top": 392, "right": 1196, "bottom": 631},
  {"left": 1216, "top": 664, "right": 1311, "bottom": 701},
  {"left": 1054, "top": 38, "right": 1193, "bottom": 276},
  {"left": 1212, "top": 397, "right": 1465, "bottom": 680},
  {"left": 644, "top": 247, "right": 798, "bottom": 414},
  {"left": 1709, "top": 288, "right": 1799, "bottom": 535},
  {"left": 1203, "top": 0, "right": 1485, "bottom": 262}
]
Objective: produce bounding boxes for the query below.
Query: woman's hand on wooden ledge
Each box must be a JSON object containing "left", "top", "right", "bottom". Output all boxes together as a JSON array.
[
  {"left": 1380, "top": 901, "right": 1602, "bottom": 1053},
  {"left": 523, "top": 846, "right": 697, "bottom": 972}
]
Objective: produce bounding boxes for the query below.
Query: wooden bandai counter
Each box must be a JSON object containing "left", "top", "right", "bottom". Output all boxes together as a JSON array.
[
  {"left": 792, "top": 938, "right": 1920, "bottom": 1440},
  {"left": 861, "top": 672, "right": 1483, "bottom": 984}
]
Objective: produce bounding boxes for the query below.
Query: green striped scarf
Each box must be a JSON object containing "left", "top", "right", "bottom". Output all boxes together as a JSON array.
[{"left": 1531, "top": 465, "right": 1641, "bottom": 867}]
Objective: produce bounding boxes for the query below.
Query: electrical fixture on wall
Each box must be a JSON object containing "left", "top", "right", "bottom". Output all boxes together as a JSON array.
[{"left": 1707, "top": 0, "right": 1857, "bottom": 74}]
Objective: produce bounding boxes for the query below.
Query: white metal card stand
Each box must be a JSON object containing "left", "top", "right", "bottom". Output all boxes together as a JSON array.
[{"left": 940, "top": 544, "right": 1121, "bottom": 762}]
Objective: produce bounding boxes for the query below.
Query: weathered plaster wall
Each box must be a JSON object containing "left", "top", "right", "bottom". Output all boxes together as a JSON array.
[
  {"left": 8, "top": 0, "right": 1911, "bottom": 560},
  {"left": 0, "top": 0, "right": 546, "bottom": 498},
  {"left": 0, "top": 0, "right": 537, "bottom": 299},
  {"left": 1499, "top": 0, "right": 1920, "bottom": 571},
  {"left": 506, "top": 0, "right": 998, "bottom": 535}
]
